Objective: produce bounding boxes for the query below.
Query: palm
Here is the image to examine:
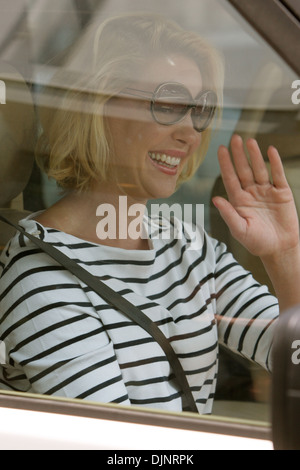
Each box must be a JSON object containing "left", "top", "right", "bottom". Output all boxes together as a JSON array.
[{"left": 213, "top": 135, "right": 299, "bottom": 258}]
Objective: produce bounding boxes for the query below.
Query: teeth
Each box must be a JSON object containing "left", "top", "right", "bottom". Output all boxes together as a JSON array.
[{"left": 149, "top": 153, "right": 180, "bottom": 168}]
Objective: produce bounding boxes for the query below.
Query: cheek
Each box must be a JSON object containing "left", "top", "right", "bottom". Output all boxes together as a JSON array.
[
  {"left": 194, "top": 133, "right": 202, "bottom": 150},
  {"left": 124, "top": 130, "right": 144, "bottom": 147},
  {"left": 107, "top": 118, "right": 134, "bottom": 154},
  {"left": 122, "top": 122, "right": 162, "bottom": 154}
]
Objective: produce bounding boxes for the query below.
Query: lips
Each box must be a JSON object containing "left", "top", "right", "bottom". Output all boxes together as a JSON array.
[{"left": 148, "top": 152, "right": 181, "bottom": 169}]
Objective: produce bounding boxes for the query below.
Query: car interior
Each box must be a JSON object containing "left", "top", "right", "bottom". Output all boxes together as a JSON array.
[{"left": 0, "top": 0, "right": 299, "bottom": 450}]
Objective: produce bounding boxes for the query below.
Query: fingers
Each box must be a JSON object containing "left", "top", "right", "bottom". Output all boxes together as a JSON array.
[
  {"left": 217, "top": 144, "right": 241, "bottom": 197},
  {"left": 217, "top": 135, "right": 256, "bottom": 200},
  {"left": 230, "top": 135, "right": 254, "bottom": 188},
  {"left": 212, "top": 196, "right": 246, "bottom": 240},
  {"left": 267, "top": 145, "right": 289, "bottom": 188},
  {"left": 246, "top": 138, "right": 270, "bottom": 185},
  {"left": 218, "top": 135, "right": 285, "bottom": 191}
]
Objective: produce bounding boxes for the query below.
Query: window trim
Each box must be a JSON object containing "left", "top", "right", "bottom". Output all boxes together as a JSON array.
[
  {"left": 281, "top": 0, "right": 300, "bottom": 21},
  {"left": 0, "top": 390, "right": 271, "bottom": 441},
  {"left": 226, "top": 0, "right": 300, "bottom": 76}
]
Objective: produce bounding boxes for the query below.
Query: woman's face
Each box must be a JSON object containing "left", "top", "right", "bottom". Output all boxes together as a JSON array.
[{"left": 105, "top": 54, "right": 203, "bottom": 202}]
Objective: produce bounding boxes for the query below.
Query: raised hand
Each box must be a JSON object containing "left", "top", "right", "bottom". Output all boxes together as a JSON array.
[{"left": 212, "top": 134, "right": 299, "bottom": 259}]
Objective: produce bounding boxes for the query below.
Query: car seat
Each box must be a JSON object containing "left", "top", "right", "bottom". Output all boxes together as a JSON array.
[{"left": 0, "top": 60, "right": 36, "bottom": 253}]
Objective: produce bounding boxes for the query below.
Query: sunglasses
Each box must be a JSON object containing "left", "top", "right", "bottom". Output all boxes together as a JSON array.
[{"left": 118, "top": 81, "right": 217, "bottom": 133}]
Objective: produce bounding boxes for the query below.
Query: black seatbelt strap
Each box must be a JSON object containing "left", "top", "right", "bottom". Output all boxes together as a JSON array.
[{"left": 0, "top": 214, "right": 198, "bottom": 413}]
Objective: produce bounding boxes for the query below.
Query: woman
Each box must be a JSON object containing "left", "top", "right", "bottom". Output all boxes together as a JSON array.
[{"left": 0, "top": 13, "right": 299, "bottom": 414}]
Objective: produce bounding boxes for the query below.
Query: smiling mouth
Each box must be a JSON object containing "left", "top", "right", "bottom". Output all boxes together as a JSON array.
[{"left": 148, "top": 152, "right": 181, "bottom": 169}]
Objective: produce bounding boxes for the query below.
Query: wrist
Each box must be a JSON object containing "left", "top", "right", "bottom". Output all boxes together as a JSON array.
[
  {"left": 261, "top": 241, "right": 300, "bottom": 312},
  {"left": 261, "top": 242, "right": 300, "bottom": 270}
]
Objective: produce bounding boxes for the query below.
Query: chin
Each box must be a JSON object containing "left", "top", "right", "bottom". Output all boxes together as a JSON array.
[
  {"left": 119, "top": 178, "right": 177, "bottom": 202},
  {"left": 149, "top": 185, "right": 177, "bottom": 201}
]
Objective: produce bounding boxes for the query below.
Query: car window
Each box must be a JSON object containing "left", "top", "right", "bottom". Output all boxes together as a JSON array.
[{"left": 0, "top": 0, "right": 299, "bottom": 436}]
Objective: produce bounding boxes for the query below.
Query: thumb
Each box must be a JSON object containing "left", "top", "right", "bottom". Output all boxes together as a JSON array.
[{"left": 212, "top": 196, "right": 247, "bottom": 240}]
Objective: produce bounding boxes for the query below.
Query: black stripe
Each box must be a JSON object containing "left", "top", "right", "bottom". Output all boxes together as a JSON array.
[
  {"left": 148, "top": 244, "right": 190, "bottom": 283},
  {"left": 176, "top": 341, "right": 218, "bottom": 359},
  {"left": 0, "top": 378, "right": 26, "bottom": 392},
  {"left": 155, "top": 236, "right": 179, "bottom": 258},
  {"left": 215, "top": 261, "right": 244, "bottom": 278},
  {"left": 130, "top": 390, "right": 182, "bottom": 405},
  {"left": 223, "top": 293, "right": 274, "bottom": 344},
  {"left": 185, "top": 358, "right": 218, "bottom": 376},
  {"left": 237, "top": 302, "right": 278, "bottom": 352},
  {"left": 217, "top": 283, "right": 261, "bottom": 320},
  {"left": 167, "top": 273, "right": 215, "bottom": 310},
  {"left": 30, "top": 359, "right": 72, "bottom": 384},
  {"left": 125, "top": 373, "right": 175, "bottom": 387},
  {"left": 1, "top": 248, "right": 43, "bottom": 276},
  {"left": 102, "top": 320, "right": 135, "bottom": 331},
  {"left": 196, "top": 393, "right": 215, "bottom": 405},
  {"left": 44, "top": 355, "right": 117, "bottom": 395},
  {"left": 2, "top": 367, "right": 27, "bottom": 384},
  {"left": 214, "top": 241, "right": 230, "bottom": 264},
  {"left": 64, "top": 256, "right": 155, "bottom": 268},
  {"left": 148, "top": 253, "right": 207, "bottom": 301},
  {"left": 169, "top": 325, "right": 214, "bottom": 342},
  {"left": 1, "top": 302, "right": 93, "bottom": 341},
  {"left": 19, "top": 326, "right": 106, "bottom": 366},
  {"left": 112, "top": 394, "right": 130, "bottom": 404},
  {"left": 0, "top": 284, "right": 90, "bottom": 325},
  {"left": 0, "top": 265, "right": 67, "bottom": 301},
  {"left": 113, "top": 336, "right": 155, "bottom": 350},
  {"left": 51, "top": 242, "right": 100, "bottom": 249},
  {"left": 9, "top": 313, "right": 99, "bottom": 355},
  {"left": 75, "top": 374, "right": 126, "bottom": 400},
  {"left": 152, "top": 233, "right": 207, "bottom": 283},
  {"left": 174, "top": 297, "right": 216, "bottom": 323},
  {"left": 119, "top": 355, "right": 167, "bottom": 369},
  {"left": 251, "top": 317, "right": 277, "bottom": 362}
]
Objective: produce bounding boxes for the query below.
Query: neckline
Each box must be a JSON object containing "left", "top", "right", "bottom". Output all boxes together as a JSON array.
[{"left": 24, "top": 211, "right": 156, "bottom": 256}]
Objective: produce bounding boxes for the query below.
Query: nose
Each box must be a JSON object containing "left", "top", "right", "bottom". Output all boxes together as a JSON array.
[{"left": 171, "top": 110, "right": 201, "bottom": 146}]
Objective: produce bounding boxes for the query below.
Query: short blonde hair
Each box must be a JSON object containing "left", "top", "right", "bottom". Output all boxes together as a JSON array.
[{"left": 37, "top": 12, "right": 224, "bottom": 191}]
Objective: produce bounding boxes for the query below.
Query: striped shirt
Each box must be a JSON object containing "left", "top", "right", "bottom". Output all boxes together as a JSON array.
[{"left": 0, "top": 212, "right": 279, "bottom": 414}]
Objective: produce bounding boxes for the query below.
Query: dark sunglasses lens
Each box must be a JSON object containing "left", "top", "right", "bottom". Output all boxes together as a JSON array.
[
  {"left": 152, "top": 84, "right": 191, "bottom": 125},
  {"left": 193, "top": 91, "right": 217, "bottom": 132}
]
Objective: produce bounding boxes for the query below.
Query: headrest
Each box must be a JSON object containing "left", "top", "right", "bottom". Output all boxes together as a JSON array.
[{"left": 0, "top": 61, "right": 35, "bottom": 207}]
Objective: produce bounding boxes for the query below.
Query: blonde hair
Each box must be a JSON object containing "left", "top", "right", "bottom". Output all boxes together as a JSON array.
[{"left": 36, "top": 12, "right": 224, "bottom": 191}]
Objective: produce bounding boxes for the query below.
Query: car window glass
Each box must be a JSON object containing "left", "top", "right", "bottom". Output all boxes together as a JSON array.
[{"left": 0, "top": 0, "right": 299, "bottom": 429}]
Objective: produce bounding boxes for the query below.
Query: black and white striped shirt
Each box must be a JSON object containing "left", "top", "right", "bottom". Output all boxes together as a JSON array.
[{"left": 0, "top": 213, "right": 278, "bottom": 413}]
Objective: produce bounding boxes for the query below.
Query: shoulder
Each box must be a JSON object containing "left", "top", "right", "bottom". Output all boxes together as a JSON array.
[
  {"left": 0, "top": 213, "right": 78, "bottom": 305},
  {"left": 0, "top": 214, "right": 96, "bottom": 332},
  {"left": 0, "top": 212, "right": 57, "bottom": 272}
]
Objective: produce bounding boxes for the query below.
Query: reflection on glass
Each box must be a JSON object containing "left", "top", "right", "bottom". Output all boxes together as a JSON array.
[{"left": 0, "top": 0, "right": 299, "bottom": 426}]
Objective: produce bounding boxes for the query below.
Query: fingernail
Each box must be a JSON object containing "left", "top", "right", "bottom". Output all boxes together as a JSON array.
[{"left": 212, "top": 198, "right": 219, "bottom": 208}]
